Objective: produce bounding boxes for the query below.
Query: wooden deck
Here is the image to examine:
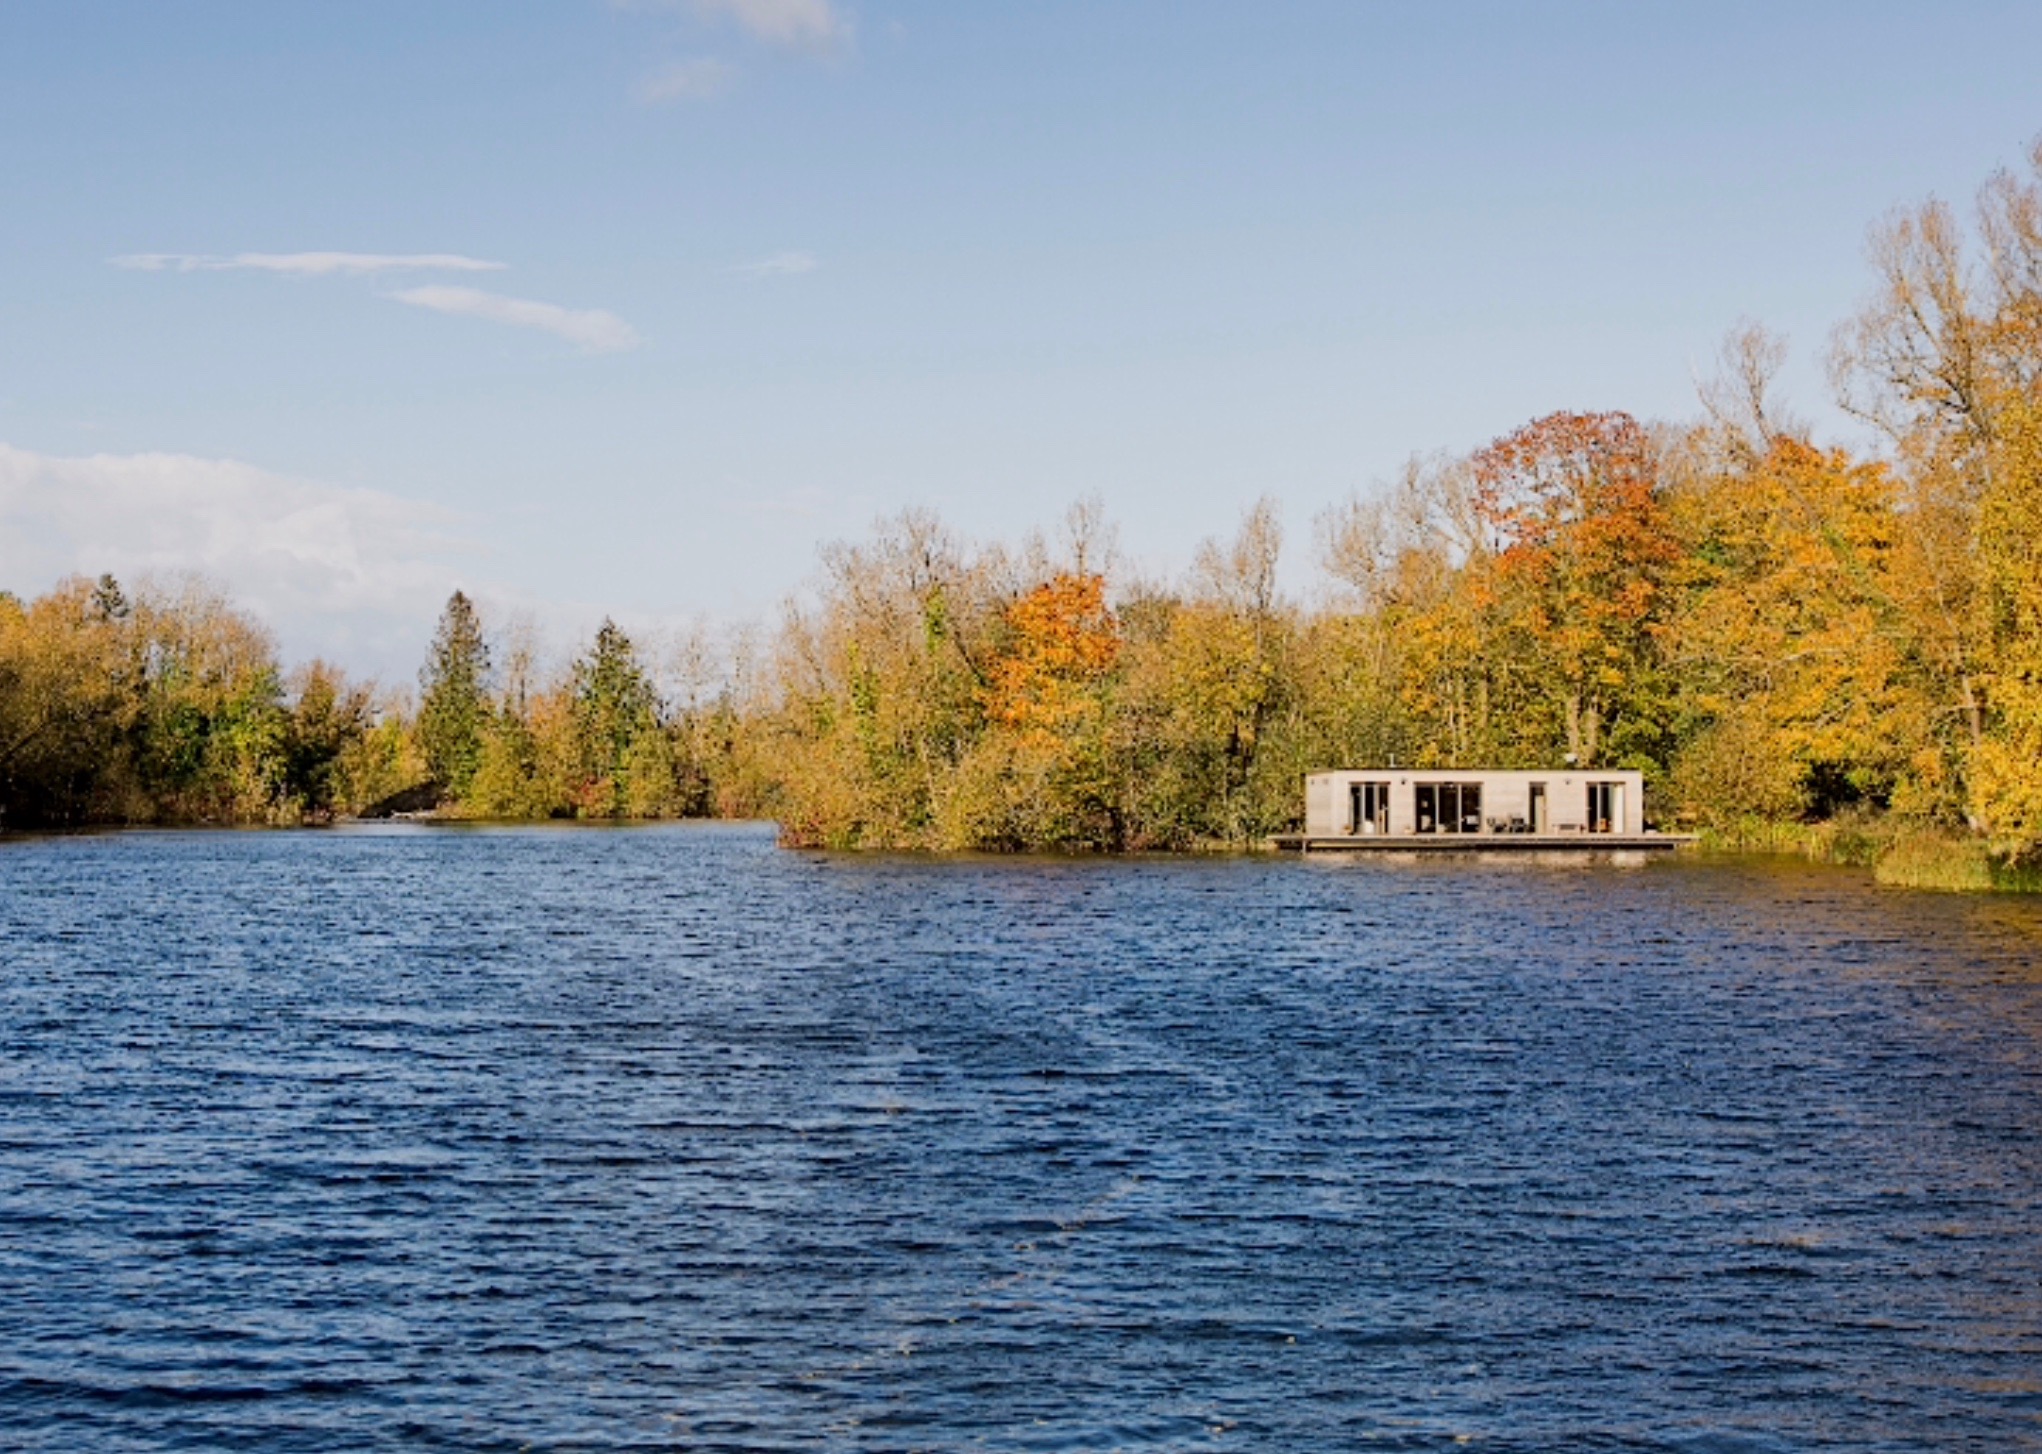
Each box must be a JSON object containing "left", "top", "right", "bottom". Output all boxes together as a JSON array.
[{"left": 1273, "top": 831, "right": 1693, "bottom": 853}]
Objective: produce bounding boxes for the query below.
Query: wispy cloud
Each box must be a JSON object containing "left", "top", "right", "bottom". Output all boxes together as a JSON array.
[
  {"left": 732, "top": 250, "right": 818, "bottom": 278},
  {"left": 0, "top": 441, "right": 471, "bottom": 675},
  {"left": 700, "top": 0, "right": 849, "bottom": 50},
  {"left": 635, "top": 55, "right": 739, "bottom": 104},
  {"left": 112, "top": 251, "right": 506, "bottom": 276},
  {"left": 113, "top": 250, "right": 637, "bottom": 355},
  {"left": 618, "top": 0, "right": 851, "bottom": 52},
  {"left": 389, "top": 286, "right": 642, "bottom": 353}
]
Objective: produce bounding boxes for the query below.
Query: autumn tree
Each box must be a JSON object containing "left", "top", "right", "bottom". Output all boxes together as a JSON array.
[
  {"left": 1114, "top": 499, "right": 1299, "bottom": 845},
  {"left": 1969, "top": 388, "right": 2042, "bottom": 853},
  {"left": 123, "top": 580, "right": 293, "bottom": 821},
  {"left": 769, "top": 509, "right": 1013, "bottom": 847},
  {"left": 1663, "top": 436, "right": 1933, "bottom": 824},
  {"left": 952, "top": 571, "right": 1125, "bottom": 848},
  {"left": 1832, "top": 137, "right": 2042, "bottom": 463},
  {"left": 1465, "top": 410, "right": 1677, "bottom": 768},
  {"left": 1831, "top": 136, "right": 2042, "bottom": 826},
  {"left": 1698, "top": 321, "right": 1807, "bottom": 465},
  {"left": 1307, "top": 456, "right": 1501, "bottom": 769},
  {"left": 330, "top": 687, "right": 430, "bottom": 817},
  {"left": 984, "top": 572, "right": 1120, "bottom": 741},
  {"left": 0, "top": 578, "right": 129, "bottom": 826}
]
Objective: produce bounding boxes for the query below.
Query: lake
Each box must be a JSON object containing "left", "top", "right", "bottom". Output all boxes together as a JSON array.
[{"left": 3, "top": 823, "right": 2040, "bottom": 1451}]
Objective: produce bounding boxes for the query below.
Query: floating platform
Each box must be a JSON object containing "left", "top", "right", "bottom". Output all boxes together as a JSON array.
[{"left": 1273, "top": 832, "right": 1693, "bottom": 854}]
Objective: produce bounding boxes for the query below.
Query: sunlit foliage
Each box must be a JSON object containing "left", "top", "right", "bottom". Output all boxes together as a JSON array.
[
  {"left": 0, "top": 575, "right": 379, "bottom": 827},
  {"left": 6, "top": 138, "right": 2041, "bottom": 875}
]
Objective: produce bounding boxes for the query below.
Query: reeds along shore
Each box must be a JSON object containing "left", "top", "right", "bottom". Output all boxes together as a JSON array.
[{"left": 4, "top": 143, "right": 2042, "bottom": 886}]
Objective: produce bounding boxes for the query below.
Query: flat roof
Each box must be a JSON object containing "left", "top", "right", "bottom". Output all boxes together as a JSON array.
[{"left": 1306, "top": 767, "right": 1641, "bottom": 776}]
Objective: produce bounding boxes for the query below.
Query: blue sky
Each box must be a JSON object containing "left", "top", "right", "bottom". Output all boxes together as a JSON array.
[{"left": 3, "top": 0, "right": 2039, "bottom": 677}]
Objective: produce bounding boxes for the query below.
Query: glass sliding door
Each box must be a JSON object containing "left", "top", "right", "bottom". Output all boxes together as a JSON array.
[
  {"left": 1350, "top": 780, "right": 1390, "bottom": 834},
  {"left": 1416, "top": 782, "right": 1483, "bottom": 833},
  {"left": 1586, "top": 781, "right": 1623, "bottom": 833}
]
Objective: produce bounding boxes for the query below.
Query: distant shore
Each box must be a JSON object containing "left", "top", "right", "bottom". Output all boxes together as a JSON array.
[{"left": 10, "top": 808, "right": 2037, "bottom": 895}]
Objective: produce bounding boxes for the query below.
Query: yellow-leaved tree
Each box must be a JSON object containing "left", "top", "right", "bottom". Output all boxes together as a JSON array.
[
  {"left": 1664, "top": 436, "right": 1935, "bottom": 825},
  {"left": 1970, "top": 389, "right": 2042, "bottom": 854}
]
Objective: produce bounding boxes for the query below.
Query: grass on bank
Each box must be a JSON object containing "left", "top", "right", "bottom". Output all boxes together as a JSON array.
[{"left": 1693, "top": 812, "right": 2042, "bottom": 893}]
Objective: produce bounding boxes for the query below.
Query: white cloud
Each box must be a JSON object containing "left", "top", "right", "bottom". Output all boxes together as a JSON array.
[
  {"left": 388, "top": 286, "right": 642, "bottom": 353},
  {"left": 112, "top": 252, "right": 505, "bottom": 276},
  {"left": 732, "top": 249, "right": 818, "bottom": 278},
  {"left": 635, "top": 56, "right": 739, "bottom": 103},
  {"left": 619, "top": 0, "right": 850, "bottom": 51},
  {"left": 700, "top": 0, "right": 848, "bottom": 49},
  {"left": 0, "top": 442, "right": 474, "bottom": 675},
  {"left": 112, "top": 252, "right": 635, "bottom": 354}
]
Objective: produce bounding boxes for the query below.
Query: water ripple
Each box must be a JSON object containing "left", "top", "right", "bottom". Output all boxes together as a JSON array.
[{"left": 2, "top": 824, "right": 2040, "bottom": 1450}]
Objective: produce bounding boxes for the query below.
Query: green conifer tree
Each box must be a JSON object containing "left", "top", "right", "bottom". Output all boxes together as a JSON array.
[
  {"left": 418, "top": 590, "right": 491, "bottom": 799},
  {"left": 572, "top": 619, "right": 660, "bottom": 814}
]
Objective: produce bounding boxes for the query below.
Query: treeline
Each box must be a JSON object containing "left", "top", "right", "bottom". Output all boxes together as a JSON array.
[
  {"left": 3, "top": 142, "right": 2040, "bottom": 873},
  {"left": 0, "top": 578, "right": 736, "bottom": 829},
  {"left": 0, "top": 575, "right": 388, "bottom": 828},
  {"left": 409, "top": 593, "right": 731, "bottom": 822}
]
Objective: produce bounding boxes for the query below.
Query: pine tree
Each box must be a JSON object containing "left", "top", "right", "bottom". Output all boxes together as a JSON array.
[
  {"left": 572, "top": 620, "right": 660, "bottom": 814},
  {"left": 418, "top": 591, "right": 491, "bottom": 799}
]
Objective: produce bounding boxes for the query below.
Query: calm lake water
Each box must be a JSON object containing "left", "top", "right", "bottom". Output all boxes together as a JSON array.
[{"left": 3, "top": 824, "right": 2041, "bottom": 1452}]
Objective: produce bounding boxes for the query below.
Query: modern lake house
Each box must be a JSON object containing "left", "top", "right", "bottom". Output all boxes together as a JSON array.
[{"left": 1278, "top": 767, "right": 1680, "bottom": 851}]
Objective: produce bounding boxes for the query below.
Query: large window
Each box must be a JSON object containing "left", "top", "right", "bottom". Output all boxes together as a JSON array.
[{"left": 1415, "top": 782, "right": 1482, "bottom": 834}]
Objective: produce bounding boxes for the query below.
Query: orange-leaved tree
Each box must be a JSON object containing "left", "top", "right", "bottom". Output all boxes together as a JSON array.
[
  {"left": 1468, "top": 410, "right": 1678, "bottom": 767},
  {"left": 948, "top": 570, "right": 1126, "bottom": 848},
  {"left": 984, "top": 572, "right": 1120, "bottom": 743}
]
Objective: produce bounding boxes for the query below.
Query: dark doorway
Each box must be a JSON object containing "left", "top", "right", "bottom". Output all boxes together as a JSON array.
[
  {"left": 1586, "top": 781, "right": 1622, "bottom": 834},
  {"left": 1416, "top": 782, "right": 1482, "bottom": 834}
]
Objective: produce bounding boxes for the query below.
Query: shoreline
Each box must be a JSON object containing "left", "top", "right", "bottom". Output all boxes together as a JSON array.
[{"left": 7, "top": 813, "right": 2038, "bottom": 894}]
